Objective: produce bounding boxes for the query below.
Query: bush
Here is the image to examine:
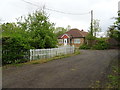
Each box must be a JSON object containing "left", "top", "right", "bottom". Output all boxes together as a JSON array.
[
  {"left": 86, "top": 33, "right": 96, "bottom": 40},
  {"left": 79, "top": 38, "right": 109, "bottom": 50},
  {"left": 2, "top": 37, "right": 31, "bottom": 65},
  {"left": 91, "top": 39, "right": 109, "bottom": 50},
  {"left": 79, "top": 44, "right": 90, "bottom": 49}
]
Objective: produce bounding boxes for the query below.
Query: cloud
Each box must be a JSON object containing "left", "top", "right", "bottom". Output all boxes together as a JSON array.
[{"left": 0, "top": 0, "right": 119, "bottom": 33}]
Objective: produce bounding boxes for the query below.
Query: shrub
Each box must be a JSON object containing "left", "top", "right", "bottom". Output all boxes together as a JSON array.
[
  {"left": 79, "top": 38, "right": 109, "bottom": 50},
  {"left": 2, "top": 37, "right": 31, "bottom": 65},
  {"left": 79, "top": 44, "right": 90, "bottom": 49},
  {"left": 91, "top": 39, "right": 109, "bottom": 50},
  {"left": 86, "top": 33, "right": 96, "bottom": 40}
]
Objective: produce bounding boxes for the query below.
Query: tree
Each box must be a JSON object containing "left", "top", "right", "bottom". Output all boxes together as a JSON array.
[
  {"left": 86, "top": 19, "right": 101, "bottom": 47},
  {"left": 2, "top": 23, "right": 24, "bottom": 36},
  {"left": 93, "top": 19, "right": 101, "bottom": 37},
  {"left": 17, "top": 10, "right": 57, "bottom": 49},
  {"left": 0, "top": 19, "right": 2, "bottom": 39},
  {"left": 107, "top": 11, "right": 120, "bottom": 42},
  {"left": 2, "top": 10, "right": 58, "bottom": 49},
  {"left": 114, "top": 11, "right": 120, "bottom": 30},
  {"left": 54, "top": 27, "right": 67, "bottom": 37},
  {"left": 1, "top": 22, "right": 32, "bottom": 64},
  {"left": 2, "top": 10, "right": 58, "bottom": 64},
  {"left": 66, "top": 25, "right": 71, "bottom": 31}
]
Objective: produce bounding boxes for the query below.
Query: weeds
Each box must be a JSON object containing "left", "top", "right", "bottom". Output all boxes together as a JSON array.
[{"left": 89, "top": 59, "right": 120, "bottom": 89}]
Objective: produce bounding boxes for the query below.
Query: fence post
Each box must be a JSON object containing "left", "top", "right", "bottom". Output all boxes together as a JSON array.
[
  {"left": 30, "top": 49, "right": 32, "bottom": 61},
  {"left": 73, "top": 45, "right": 75, "bottom": 53}
]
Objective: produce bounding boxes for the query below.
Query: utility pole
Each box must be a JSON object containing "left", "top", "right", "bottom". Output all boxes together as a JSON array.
[
  {"left": 118, "top": 1, "right": 120, "bottom": 12},
  {"left": 118, "top": 2, "right": 120, "bottom": 30},
  {"left": 90, "top": 10, "right": 93, "bottom": 36}
]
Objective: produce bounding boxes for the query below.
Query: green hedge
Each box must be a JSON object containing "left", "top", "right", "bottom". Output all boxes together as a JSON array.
[
  {"left": 2, "top": 37, "right": 30, "bottom": 65},
  {"left": 79, "top": 38, "right": 109, "bottom": 50},
  {"left": 91, "top": 39, "right": 109, "bottom": 50},
  {"left": 79, "top": 44, "right": 90, "bottom": 49}
]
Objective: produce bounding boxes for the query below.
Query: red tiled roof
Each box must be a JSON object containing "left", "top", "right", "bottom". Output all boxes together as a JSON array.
[{"left": 58, "top": 28, "right": 88, "bottom": 39}]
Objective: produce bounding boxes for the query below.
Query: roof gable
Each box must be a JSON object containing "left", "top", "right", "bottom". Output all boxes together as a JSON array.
[
  {"left": 58, "top": 28, "right": 88, "bottom": 39},
  {"left": 61, "top": 34, "right": 69, "bottom": 39}
]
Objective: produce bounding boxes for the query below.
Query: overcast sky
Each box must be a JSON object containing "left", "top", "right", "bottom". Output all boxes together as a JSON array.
[{"left": 0, "top": 0, "right": 119, "bottom": 34}]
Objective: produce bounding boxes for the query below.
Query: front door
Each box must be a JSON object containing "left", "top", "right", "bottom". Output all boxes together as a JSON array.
[{"left": 64, "top": 39, "right": 67, "bottom": 46}]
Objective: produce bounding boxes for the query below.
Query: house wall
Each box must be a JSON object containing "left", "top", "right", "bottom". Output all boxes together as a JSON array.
[
  {"left": 58, "top": 39, "right": 64, "bottom": 46},
  {"left": 58, "top": 38, "right": 85, "bottom": 47},
  {"left": 71, "top": 38, "right": 85, "bottom": 47}
]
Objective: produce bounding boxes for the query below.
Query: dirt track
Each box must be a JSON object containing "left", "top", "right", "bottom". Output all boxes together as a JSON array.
[{"left": 2, "top": 50, "right": 119, "bottom": 88}]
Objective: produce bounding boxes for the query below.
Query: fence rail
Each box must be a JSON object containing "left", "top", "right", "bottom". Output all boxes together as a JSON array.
[{"left": 30, "top": 46, "right": 75, "bottom": 61}]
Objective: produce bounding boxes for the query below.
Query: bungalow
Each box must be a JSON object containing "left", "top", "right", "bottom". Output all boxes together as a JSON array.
[{"left": 58, "top": 28, "right": 88, "bottom": 47}]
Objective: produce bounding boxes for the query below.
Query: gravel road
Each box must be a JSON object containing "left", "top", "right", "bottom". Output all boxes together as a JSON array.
[{"left": 2, "top": 50, "right": 119, "bottom": 88}]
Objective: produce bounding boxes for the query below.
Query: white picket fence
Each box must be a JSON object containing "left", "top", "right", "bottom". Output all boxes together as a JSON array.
[{"left": 30, "top": 46, "right": 75, "bottom": 61}]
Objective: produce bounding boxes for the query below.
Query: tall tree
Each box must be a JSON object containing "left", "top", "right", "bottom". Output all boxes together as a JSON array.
[
  {"left": 54, "top": 27, "right": 67, "bottom": 37},
  {"left": 17, "top": 10, "right": 57, "bottom": 48},
  {"left": 107, "top": 11, "right": 120, "bottom": 42},
  {"left": 2, "top": 10, "right": 58, "bottom": 64},
  {"left": 93, "top": 19, "right": 101, "bottom": 37},
  {"left": 66, "top": 25, "right": 71, "bottom": 31}
]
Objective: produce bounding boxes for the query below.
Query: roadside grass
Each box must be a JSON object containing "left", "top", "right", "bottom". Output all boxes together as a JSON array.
[
  {"left": 105, "top": 59, "right": 120, "bottom": 89},
  {"left": 90, "top": 59, "right": 120, "bottom": 89},
  {"left": 3, "top": 50, "right": 80, "bottom": 68}
]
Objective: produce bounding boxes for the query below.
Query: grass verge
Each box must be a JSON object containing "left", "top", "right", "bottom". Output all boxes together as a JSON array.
[{"left": 90, "top": 59, "right": 120, "bottom": 89}]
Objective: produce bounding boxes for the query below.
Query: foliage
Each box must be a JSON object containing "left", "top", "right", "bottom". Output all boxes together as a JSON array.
[
  {"left": 2, "top": 37, "right": 30, "bottom": 65},
  {"left": 54, "top": 27, "right": 68, "bottom": 37},
  {"left": 106, "top": 65, "right": 120, "bottom": 88},
  {"left": 87, "top": 19, "right": 101, "bottom": 47},
  {"left": 3, "top": 50, "right": 80, "bottom": 67},
  {"left": 2, "top": 10, "right": 57, "bottom": 65},
  {"left": 89, "top": 18, "right": 101, "bottom": 37},
  {"left": 107, "top": 26, "right": 120, "bottom": 42},
  {"left": 93, "top": 19, "right": 101, "bottom": 37},
  {"left": 91, "top": 38, "right": 109, "bottom": 50},
  {"left": 85, "top": 28, "right": 109, "bottom": 50},
  {"left": 1, "top": 22, "right": 32, "bottom": 65},
  {"left": 86, "top": 33, "right": 96, "bottom": 40},
  {"left": 44, "top": 35, "right": 57, "bottom": 48},
  {"left": 107, "top": 11, "right": 120, "bottom": 42},
  {"left": 17, "top": 10, "right": 57, "bottom": 49},
  {"left": 85, "top": 33, "right": 96, "bottom": 47},
  {"left": 79, "top": 44, "right": 90, "bottom": 49},
  {"left": 114, "top": 11, "right": 120, "bottom": 30},
  {"left": 89, "top": 60, "right": 120, "bottom": 88},
  {"left": 80, "top": 38, "right": 109, "bottom": 50}
]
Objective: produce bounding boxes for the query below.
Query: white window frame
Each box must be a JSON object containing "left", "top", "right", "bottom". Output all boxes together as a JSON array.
[
  {"left": 58, "top": 39, "right": 63, "bottom": 44},
  {"left": 74, "top": 39, "right": 80, "bottom": 44}
]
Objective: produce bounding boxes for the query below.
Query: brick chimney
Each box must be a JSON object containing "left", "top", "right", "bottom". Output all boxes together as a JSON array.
[{"left": 81, "top": 29, "right": 84, "bottom": 31}]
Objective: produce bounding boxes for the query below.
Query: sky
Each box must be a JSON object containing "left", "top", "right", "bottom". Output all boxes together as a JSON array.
[{"left": 0, "top": 0, "right": 119, "bottom": 37}]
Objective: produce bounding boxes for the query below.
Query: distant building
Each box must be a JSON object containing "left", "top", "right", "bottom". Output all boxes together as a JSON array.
[{"left": 58, "top": 28, "right": 88, "bottom": 47}]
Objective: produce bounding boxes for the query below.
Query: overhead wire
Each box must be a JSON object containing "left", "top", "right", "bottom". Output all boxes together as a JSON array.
[{"left": 21, "top": 0, "right": 90, "bottom": 15}]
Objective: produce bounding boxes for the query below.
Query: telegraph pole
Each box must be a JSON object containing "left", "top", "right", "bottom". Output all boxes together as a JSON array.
[
  {"left": 118, "top": 1, "right": 120, "bottom": 17},
  {"left": 118, "top": 1, "right": 120, "bottom": 30},
  {"left": 90, "top": 10, "right": 93, "bottom": 36}
]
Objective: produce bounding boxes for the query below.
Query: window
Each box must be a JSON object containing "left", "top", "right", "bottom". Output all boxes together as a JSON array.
[
  {"left": 58, "top": 39, "right": 63, "bottom": 43},
  {"left": 74, "top": 39, "right": 80, "bottom": 44}
]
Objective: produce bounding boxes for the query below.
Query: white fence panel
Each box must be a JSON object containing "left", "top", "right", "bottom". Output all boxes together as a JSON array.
[{"left": 30, "top": 46, "right": 75, "bottom": 61}]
